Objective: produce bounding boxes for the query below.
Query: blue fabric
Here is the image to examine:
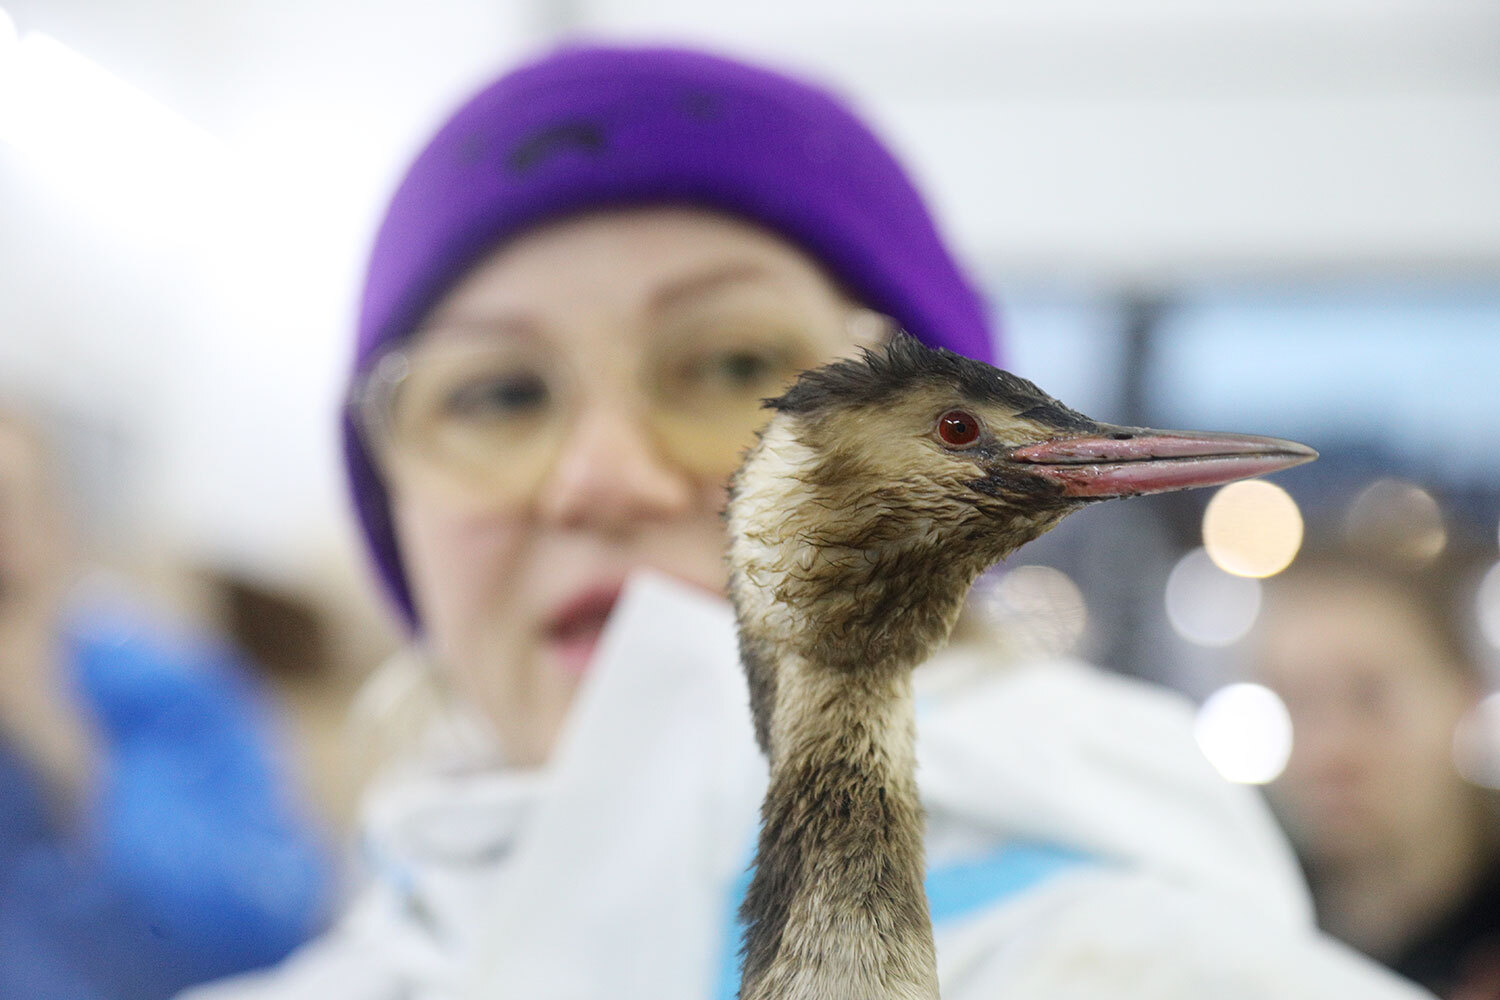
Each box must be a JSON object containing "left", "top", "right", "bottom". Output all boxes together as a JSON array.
[
  {"left": 69, "top": 602, "right": 335, "bottom": 972},
  {"left": 0, "top": 598, "right": 334, "bottom": 999},
  {"left": 713, "top": 840, "right": 1091, "bottom": 1000},
  {"left": 924, "top": 842, "right": 1091, "bottom": 924}
]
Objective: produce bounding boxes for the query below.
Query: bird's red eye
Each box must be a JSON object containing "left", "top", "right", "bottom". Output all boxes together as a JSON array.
[{"left": 937, "top": 409, "right": 982, "bottom": 447}]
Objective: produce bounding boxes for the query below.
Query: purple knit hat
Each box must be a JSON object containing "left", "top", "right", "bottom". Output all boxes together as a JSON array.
[{"left": 346, "top": 44, "right": 997, "bottom": 628}]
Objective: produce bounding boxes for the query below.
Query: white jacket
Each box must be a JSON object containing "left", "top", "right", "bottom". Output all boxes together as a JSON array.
[{"left": 183, "top": 573, "right": 1429, "bottom": 1000}]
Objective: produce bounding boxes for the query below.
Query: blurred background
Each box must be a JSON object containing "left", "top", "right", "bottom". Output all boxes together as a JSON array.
[{"left": 2, "top": 0, "right": 1499, "bottom": 813}]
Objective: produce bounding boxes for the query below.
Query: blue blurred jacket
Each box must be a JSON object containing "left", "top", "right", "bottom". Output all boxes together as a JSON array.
[{"left": 0, "top": 596, "right": 334, "bottom": 999}]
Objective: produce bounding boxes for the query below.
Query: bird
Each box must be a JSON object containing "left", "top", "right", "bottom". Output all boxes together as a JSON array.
[{"left": 724, "top": 333, "right": 1316, "bottom": 1000}]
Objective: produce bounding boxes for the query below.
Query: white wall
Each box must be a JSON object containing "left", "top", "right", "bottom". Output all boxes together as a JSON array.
[{"left": 581, "top": 0, "right": 1500, "bottom": 282}]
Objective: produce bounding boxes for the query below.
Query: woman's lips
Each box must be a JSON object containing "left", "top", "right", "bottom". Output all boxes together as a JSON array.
[{"left": 543, "top": 584, "right": 624, "bottom": 675}]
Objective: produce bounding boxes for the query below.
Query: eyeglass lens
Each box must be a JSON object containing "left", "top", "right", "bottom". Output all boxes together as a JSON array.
[{"left": 366, "top": 315, "right": 854, "bottom": 505}]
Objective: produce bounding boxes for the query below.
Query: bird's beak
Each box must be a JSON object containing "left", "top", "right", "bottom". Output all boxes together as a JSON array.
[{"left": 1010, "top": 425, "right": 1317, "bottom": 499}]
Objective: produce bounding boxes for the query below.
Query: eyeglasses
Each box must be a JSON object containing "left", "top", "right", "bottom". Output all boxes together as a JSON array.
[{"left": 350, "top": 310, "right": 894, "bottom": 507}]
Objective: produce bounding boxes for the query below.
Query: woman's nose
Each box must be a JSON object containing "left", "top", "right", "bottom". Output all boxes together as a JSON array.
[{"left": 534, "top": 403, "right": 696, "bottom": 531}]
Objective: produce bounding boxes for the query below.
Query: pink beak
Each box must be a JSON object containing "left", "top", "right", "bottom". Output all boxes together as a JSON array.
[{"left": 1011, "top": 428, "right": 1317, "bottom": 498}]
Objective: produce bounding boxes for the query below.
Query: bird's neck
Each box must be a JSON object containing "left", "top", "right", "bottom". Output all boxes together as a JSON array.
[{"left": 739, "top": 655, "right": 938, "bottom": 1000}]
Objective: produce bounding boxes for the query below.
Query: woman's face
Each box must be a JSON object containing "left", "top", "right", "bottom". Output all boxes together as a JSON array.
[
  {"left": 1253, "top": 571, "right": 1479, "bottom": 865},
  {"left": 382, "top": 207, "right": 881, "bottom": 766}
]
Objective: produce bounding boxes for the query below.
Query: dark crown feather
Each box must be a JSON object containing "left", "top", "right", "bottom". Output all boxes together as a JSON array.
[{"left": 766, "top": 331, "right": 1095, "bottom": 432}]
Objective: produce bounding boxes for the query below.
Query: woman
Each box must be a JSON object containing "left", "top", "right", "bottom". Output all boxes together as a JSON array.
[
  {"left": 185, "top": 44, "right": 1429, "bottom": 999},
  {"left": 1253, "top": 545, "right": 1500, "bottom": 998}
]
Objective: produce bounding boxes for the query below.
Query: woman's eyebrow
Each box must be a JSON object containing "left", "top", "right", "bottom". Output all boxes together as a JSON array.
[
  {"left": 416, "top": 312, "right": 543, "bottom": 341},
  {"left": 647, "top": 262, "right": 772, "bottom": 314}
]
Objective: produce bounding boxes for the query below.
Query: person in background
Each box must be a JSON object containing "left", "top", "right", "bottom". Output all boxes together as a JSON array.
[
  {"left": 0, "top": 408, "right": 335, "bottom": 999},
  {"left": 1253, "top": 543, "right": 1500, "bottom": 998},
  {"left": 183, "top": 44, "right": 1429, "bottom": 1000}
]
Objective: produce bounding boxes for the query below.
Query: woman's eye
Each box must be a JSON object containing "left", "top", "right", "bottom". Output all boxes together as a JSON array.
[
  {"left": 443, "top": 374, "right": 550, "bottom": 418},
  {"left": 718, "top": 351, "right": 775, "bottom": 384},
  {"left": 694, "top": 349, "right": 788, "bottom": 392}
]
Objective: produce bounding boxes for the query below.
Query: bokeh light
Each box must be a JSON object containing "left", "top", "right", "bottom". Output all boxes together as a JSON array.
[
  {"left": 1165, "top": 547, "right": 1263, "bottom": 647},
  {"left": 1477, "top": 561, "right": 1500, "bottom": 651},
  {"left": 979, "top": 564, "right": 1088, "bottom": 659},
  {"left": 1202, "top": 480, "right": 1304, "bottom": 578},
  {"left": 1342, "top": 478, "right": 1447, "bottom": 566},
  {"left": 1453, "top": 692, "right": 1500, "bottom": 790},
  {"left": 1194, "top": 683, "right": 1293, "bottom": 784}
]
